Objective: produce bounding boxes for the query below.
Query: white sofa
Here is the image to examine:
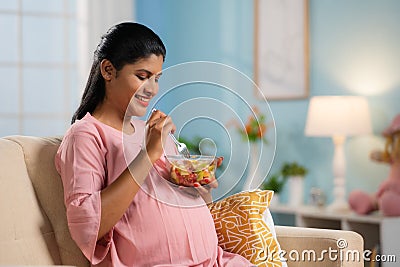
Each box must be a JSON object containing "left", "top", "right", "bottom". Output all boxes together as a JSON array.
[{"left": 0, "top": 135, "right": 364, "bottom": 266}]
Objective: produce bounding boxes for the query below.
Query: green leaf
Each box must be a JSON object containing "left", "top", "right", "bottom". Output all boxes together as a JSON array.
[
  {"left": 261, "top": 173, "right": 286, "bottom": 193},
  {"left": 281, "top": 162, "right": 308, "bottom": 177}
]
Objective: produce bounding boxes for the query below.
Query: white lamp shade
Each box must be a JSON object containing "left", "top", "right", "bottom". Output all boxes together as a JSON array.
[{"left": 305, "top": 96, "right": 372, "bottom": 137}]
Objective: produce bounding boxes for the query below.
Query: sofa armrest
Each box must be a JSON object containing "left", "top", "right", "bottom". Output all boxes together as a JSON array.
[{"left": 275, "top": 226, "right": 364, "bottom": 267}]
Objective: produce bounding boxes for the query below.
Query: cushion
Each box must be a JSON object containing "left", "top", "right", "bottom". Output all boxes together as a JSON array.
[
  {"left": 0, "top": 138, "right": 61, "bottom": 265},
  {"left": 208, "top": 190, "right": 285, "bottom": 267},
  {"left": 7, "top": 136, "right": 90, "bottom": 267}
]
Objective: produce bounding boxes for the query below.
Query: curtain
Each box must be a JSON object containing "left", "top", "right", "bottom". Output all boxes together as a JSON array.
[{"left": 76, "top": 0, "right": 135, "bottom": 93}]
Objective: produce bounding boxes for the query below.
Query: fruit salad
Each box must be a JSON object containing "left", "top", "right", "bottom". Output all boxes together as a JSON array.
[{"left": 167, "top": 155, "right": 216, "bottom": 186}]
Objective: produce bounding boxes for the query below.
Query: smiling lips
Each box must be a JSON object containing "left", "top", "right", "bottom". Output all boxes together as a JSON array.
[{"left": 135, "top": 95, "right": 150, "bottom": 107}]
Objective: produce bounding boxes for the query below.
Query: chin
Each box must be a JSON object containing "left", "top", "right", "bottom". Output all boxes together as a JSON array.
[
  {"left": 135, "top": 109, "right": 147, "bottom": 117},
  {"left": 126, "top": 106, "right": 147, "bottom": 117}
]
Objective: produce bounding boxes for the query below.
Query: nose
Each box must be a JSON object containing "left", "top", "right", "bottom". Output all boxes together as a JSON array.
[{"left": 143, "top": 76, "right": 158, "bottom": 97}]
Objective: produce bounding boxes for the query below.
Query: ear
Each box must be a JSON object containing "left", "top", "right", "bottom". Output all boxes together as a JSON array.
[{"left": 100, "top": 59, "right": 115, "bottom": 81}]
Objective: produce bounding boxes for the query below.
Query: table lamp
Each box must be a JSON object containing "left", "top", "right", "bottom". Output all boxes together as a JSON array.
[{"left": 305, "top": 96, "right": 372, "bottom": 211}]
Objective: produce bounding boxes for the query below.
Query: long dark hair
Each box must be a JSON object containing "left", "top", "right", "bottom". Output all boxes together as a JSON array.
[{"left": 71, "top": 22, "right": 166, "bottom": 124}]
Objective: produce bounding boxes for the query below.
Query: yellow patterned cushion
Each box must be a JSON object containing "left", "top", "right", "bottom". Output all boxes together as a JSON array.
[{"left": 208, "top": 190, "right": 282, "bottom": 267}]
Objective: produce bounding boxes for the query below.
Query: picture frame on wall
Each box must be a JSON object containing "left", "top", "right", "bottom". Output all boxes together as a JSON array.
[{"left": 254, "top": 0, "right": 309, "bottom": 100}]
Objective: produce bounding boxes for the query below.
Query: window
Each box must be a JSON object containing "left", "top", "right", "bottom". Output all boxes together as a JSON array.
[
  {"left": 0, "top": 0, "right": 134, "bottom": 137},
  {"left": 0, "top": 0, "right": 79, "bottom": 137}
]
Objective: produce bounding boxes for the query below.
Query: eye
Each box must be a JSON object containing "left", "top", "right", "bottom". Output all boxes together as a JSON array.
[
  {"left": 136, "top": 75, "right": 147, "bottom": 81},
  {"left": 155, "top": 74, "right": 162, "bottom": 83}
]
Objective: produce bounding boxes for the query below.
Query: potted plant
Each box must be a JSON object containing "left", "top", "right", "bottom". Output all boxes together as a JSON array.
[
  {"left": 226, "top": 106, "right": 273, "bottom": 190},
  {"left": 281, "top": 162, "right": 308, "bottom": 178},
  {"left": 281, "top": 162, "right": 308, "bottom": 207},
  {"left": 261, "top": 173, "right": 286, "bottom": 205}
]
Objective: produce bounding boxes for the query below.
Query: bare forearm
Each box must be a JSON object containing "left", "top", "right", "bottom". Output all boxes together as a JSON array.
[{"left": 98, "top": 149, "right": 152, "bottom": 240}]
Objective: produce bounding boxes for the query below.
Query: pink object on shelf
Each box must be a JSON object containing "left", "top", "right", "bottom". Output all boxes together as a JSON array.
[{"left": 348, "top": 113, "right": 400, "bottom": 217}]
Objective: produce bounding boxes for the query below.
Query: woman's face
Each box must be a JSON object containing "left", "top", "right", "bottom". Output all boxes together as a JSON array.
[{"left": 107, "top": 54, "right": 163, "bottom": 117}]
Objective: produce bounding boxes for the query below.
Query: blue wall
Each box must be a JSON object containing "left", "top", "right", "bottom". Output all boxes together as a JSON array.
[{"left": 136, "top": 0, "right": 400, "bottom": 204}]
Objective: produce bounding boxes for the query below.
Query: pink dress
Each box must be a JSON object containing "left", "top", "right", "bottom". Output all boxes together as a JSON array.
[{"left": 55, "top": 113, "right": 253, "bottom": 267}]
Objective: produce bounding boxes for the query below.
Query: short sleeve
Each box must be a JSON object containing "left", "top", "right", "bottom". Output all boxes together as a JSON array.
[{"left": 56, "top": 132, "right": 111, "bottom": 264}]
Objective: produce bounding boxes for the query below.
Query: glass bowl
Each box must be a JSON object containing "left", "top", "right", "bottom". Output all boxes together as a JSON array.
[{"left": 166, "top": 155, "right": 216, "bottom": 187}]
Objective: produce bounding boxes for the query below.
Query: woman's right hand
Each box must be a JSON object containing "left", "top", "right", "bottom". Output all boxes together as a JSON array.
[{"left": 145, "top": 109, "right": 176, "bottom": 163}]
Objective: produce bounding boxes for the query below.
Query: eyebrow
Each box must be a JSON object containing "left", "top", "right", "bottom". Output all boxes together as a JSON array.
[{"left": 136, "top": 69, "right": 162, "bottom": 77}]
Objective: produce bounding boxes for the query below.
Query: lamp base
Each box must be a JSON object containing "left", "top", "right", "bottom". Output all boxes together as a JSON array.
[
  {"left": 328, "top": 135, "right": 349, "bottom": 213},
  {"left": 327, "top": 199, "right": 350, "bottom": 212}
]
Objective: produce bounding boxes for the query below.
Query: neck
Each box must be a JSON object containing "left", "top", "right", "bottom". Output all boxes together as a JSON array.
[{"left": 92, "top": 102, "right": 134, "bottom": 134}]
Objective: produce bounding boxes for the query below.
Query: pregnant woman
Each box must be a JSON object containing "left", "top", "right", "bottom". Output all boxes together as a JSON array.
[{"left": 55, "top": 22, "right": 253, "bottom": 267}]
